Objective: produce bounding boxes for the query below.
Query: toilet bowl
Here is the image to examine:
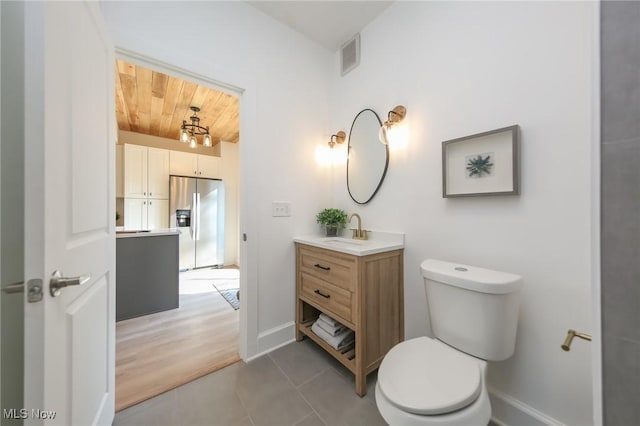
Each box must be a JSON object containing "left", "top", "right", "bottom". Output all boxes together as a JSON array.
[
  {"left": 375, "top": 259, "right": 522, "bottom": 426},
  {"left": 375, "top": 337, "right": 490, "bottom": 426}
]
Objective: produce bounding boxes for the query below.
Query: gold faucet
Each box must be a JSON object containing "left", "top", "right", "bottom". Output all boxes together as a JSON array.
[{"left": 348, "top": 213, "right": 368, "bottom": 240}]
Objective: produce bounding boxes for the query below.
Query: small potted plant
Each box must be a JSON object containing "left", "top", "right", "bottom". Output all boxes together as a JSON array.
[{"left": 316, "top": 208, "right": 348, "bottom": 237}]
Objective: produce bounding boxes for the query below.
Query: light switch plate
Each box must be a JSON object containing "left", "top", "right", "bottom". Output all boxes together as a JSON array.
[{"left": 272, "top": 202, "right": 291, "bottom": 217}]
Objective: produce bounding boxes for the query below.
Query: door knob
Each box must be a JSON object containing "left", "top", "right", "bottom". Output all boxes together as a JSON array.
[
  {"left": 1, "top": 280, "right": 43, "bottom": 302},
  {"left": 1, "top": 281, "right": 24, "bottom": 294},
  {"left": 50, "top": 270, "right": 91, "bottom": 297},
  {"left": 561, "top": 329, "right": 592, "bottom": 351}
]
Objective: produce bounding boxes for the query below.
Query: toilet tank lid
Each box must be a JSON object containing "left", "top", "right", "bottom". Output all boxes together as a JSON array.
[{"left": 421, "top": 259, "right": 522, "bottom": 294}]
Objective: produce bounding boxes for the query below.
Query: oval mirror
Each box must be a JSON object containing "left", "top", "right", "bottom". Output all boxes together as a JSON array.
[{"left": 347, "top": 109, "right": 389, "bottom": 204}]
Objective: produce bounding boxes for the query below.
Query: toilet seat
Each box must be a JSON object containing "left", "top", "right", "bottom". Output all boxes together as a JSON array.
[{"left": 378, "top": 337, "right": 482, "bottom": 415}]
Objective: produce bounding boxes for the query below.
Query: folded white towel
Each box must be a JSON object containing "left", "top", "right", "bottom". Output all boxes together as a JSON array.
[
  {"left": 317, "top": 320, "right": 346, "bottom": 336},
  {"left": 311, "top": 321, "right": 354, "bottom": 351},
  {"left": 318, "top": 313, "right": 341, "bottom": 327}
]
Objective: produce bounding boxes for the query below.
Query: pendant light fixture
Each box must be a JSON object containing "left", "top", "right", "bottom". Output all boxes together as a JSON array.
[{"left": 179, "top": 106, "right": 213, "bottom": 148}]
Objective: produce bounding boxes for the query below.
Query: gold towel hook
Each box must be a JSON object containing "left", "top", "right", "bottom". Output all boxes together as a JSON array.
[{"left": 561, "top": 329, "right": 592, "bottom": 351}]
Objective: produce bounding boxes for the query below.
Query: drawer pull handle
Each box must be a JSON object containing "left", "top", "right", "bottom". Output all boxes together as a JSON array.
[
  {"left": 314, "top": 289, "right": 331, "bottom": 299},
  {"left": 314, "top": 263, "right": 331, "bottom": 271}
]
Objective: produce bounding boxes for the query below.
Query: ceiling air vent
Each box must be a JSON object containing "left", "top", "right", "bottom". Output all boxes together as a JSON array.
[{"left": 341, "top": 33, "right": 360, "bottom": 76}]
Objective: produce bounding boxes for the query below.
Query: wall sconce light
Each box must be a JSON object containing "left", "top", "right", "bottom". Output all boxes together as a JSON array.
[
  {"left": 315, "top": 131, "right": 348, "bottom": 167},
  {"left": 328, "top": 131, "right": 346, "bottom": 149},
  {"left": 379, "top": 105, "right": 407, "bottom": 146}
]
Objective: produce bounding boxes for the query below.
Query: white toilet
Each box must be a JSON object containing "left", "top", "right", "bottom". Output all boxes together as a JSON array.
[{"left": 375, "top": 259, "right": 522, "bottom": 426}]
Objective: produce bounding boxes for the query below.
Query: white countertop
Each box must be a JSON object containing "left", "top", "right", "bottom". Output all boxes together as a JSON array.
[
  {"left": 294, "top": 231, "right": 404, "bottom": 256},
  {"left": 116, "top": 228, "right": 180, "bottom": 239}
]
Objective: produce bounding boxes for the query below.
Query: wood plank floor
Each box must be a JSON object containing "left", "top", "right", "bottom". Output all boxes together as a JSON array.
[{"left": 115, "top": 270, "right": 240, "bottom": 411}]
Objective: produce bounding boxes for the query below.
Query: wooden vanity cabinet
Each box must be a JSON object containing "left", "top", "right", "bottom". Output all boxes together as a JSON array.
[{"left": 295, "top": 242, "right": 404, "bottom": 396}]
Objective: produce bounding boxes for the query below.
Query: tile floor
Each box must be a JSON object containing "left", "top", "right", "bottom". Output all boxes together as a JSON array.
[{"left": 113, "top": 338, "right": 385, "bottom": 426}]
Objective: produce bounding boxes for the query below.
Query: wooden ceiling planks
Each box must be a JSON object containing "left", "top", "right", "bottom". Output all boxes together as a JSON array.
[{"left": 115, "top": 59, "right": 239, "bottom": 144}]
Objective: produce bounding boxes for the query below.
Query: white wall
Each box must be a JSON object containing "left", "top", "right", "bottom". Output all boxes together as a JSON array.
[
  {"left": 117, "top": 129, "right": 223, "bottom": 157},
  {"left": 101, "top": 1, "right": 333, "bottom": 355},
  {"left": 220, "top": 141, "right": 240, "bottom": 266},
  {"left": 329, "top": 2, "right": 594, "bottom": 425}
]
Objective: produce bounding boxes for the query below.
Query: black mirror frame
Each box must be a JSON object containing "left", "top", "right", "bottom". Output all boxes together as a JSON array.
[{"left": 346, "top": 108, "right": 389, "bottom": 205}]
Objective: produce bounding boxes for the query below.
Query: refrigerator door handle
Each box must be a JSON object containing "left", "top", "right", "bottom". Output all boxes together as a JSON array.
[
  {"left": 190, "top": 192, "right": 197, "bottom": 239},
  {"left": 195, "top": 192, "right": 201, "bottom": 241}
]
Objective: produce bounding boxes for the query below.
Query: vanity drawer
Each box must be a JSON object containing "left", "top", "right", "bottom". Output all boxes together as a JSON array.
[
  {"left": 299, "top": 247, "right": 355, "bottom": 292},
  {"left": 300, "top": 272, "right": 354, "bottom": 325}
]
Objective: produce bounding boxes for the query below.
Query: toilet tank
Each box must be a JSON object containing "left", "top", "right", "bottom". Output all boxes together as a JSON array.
[{"left": 421, "top": 259, "right": 522, "bottom": 361}]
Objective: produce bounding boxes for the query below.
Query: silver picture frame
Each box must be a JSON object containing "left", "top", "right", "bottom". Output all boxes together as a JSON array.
[{"left": 442, "top": 125, "right": 520, "bottom": 198}]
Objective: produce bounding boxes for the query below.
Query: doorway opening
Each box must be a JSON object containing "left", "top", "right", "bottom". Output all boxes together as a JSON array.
[{"left": 113, "top": 58, "right": 242, "bottom": 411}]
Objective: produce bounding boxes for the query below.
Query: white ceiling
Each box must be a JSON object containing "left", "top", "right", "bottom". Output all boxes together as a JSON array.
[{"left": 246, "top": 1, "right": 394, "bottom": 51}]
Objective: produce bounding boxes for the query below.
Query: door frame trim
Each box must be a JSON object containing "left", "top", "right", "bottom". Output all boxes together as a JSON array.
[
  {"left": 589, "top": 1, "right": 602, "bottom": 423},
  {"left": 113, "top": 47, "right": 256, "bottom": 360}
]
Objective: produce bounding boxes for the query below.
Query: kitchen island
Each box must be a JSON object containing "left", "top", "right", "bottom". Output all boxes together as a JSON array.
[{"left": 116, "top": 229, "right": 180, "bottom": 321}]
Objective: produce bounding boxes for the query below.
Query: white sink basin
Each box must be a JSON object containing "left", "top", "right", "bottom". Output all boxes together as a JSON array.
[
  {"left": 294, "top": 232, "right": 404, "bottom": 256},
  {"left": 320, "top": 237, "right": 366, "bottom": 246}
]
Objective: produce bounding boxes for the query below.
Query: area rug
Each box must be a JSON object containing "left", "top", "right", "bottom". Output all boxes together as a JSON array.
[{"left": 213, "top": 283, "right": 240, "bottom": 310}]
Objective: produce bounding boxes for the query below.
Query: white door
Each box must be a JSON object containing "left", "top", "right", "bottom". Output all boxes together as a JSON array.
[
  {"left": 147, "top": 147, "right": 169, "bottom": 199},
  {"left": 123, "top": 144, "right": 148, "bottom": 198},
  {"left": 23, "top": 2, "right": 115, "bottom": 426}
]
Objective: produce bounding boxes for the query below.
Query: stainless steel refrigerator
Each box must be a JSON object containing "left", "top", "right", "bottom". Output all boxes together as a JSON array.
[{"left": 169, "top": 175, "right": 225, "bottom": 270}]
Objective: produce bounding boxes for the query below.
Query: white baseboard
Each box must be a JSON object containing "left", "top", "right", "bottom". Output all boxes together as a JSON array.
[
  {"left": 245, "top": 321, "right": 296, "bottom": 362},
  {"left": 489, "top": 388, "right": 565, "bottom": 426}
]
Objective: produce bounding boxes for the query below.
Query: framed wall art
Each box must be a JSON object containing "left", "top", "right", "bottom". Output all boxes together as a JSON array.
[{"left": 442, "top": 125, "right": 520, "bottom": 198}]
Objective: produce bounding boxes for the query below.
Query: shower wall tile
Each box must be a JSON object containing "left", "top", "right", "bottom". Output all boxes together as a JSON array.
[
  {"left": 602, "top": 335, "right": 640, "bottom": 425},
  {"left": 601, "top": 0, "right": 640, "bottom": 143},
  {"left": 601, "top": 140, "right": 640, "bottom": 343},
  {"left": 601, "top": 1, "right": 640, "bottom": 424}
]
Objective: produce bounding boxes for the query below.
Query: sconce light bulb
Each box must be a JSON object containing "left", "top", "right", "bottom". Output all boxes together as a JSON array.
[
  {"left": 189, "top": 135, "right": 198, "bottom": 149},
  {"left": 386, "top": 123, "right": 409, "bottom": 150},
  {"left": 378, "top": 124, "right": 390, "bottom": 145}
]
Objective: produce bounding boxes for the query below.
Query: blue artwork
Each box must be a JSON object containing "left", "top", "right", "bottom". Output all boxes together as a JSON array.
[{"left": 465, "top": 152, "right": 494, "bottom": 178}]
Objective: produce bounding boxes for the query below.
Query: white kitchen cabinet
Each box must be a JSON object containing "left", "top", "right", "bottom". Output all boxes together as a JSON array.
[
  {"left": 147, "top": 147, "right": 170, "bottom": 199},
  {"left": 197, "top": 154, "right": 222, "bottom": 179},
  {"left": 123, "top": 198, "right": 148, "bottom": 230},
  {"left": 124, "top": 144, "right": 169, "bottom": 199},
  {"left": 169, "top": 150, "right": 221, "bottom": 179},
  {"left": 147, "top": 199, "right": 169, "bottom": 230},
  {"left": 124, "top": 144, "right": 148, "bottom": 198},
  {"left": 123, "top": 198, "right": 168, "bottom": 230},
  {"left": 169, "top": 150, "right": 198, "bottom": 177},
  {"left": 124, "top": 144, "right": 169, "bottom": 230}
]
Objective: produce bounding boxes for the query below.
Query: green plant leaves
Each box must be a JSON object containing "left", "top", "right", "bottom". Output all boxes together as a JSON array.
[{"left": 316, "top": 208, "right": 348, "bottom": 227}]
